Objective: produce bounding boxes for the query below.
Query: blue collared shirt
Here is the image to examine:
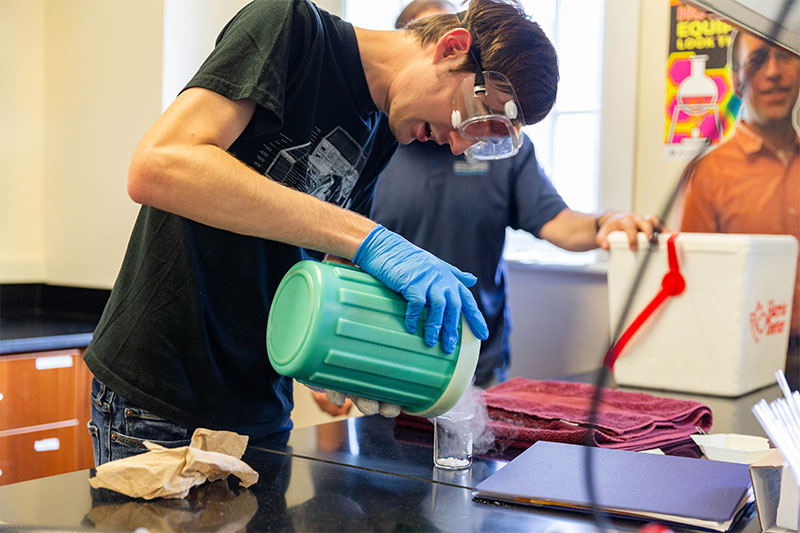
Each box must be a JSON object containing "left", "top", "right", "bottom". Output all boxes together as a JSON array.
[{"left": 371, "top": 135, "right": 568, "bottom": 386}]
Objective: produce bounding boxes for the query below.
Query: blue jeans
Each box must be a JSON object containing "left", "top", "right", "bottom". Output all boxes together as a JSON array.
[{"left": 88, "top": 377, "right": 192, "bottom": 466}]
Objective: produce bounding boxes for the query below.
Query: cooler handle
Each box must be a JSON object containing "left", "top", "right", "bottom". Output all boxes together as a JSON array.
[{"left": 604, "top": 233, "right": 686, "bottom": 370}]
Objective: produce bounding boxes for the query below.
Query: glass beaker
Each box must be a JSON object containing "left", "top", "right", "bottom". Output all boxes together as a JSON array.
[{"left": 433, "top": 412, "right": 474, "bottom": 470}]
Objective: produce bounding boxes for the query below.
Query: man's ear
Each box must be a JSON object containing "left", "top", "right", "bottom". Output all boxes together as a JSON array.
[
  {"left": 731, "top": 69, "right": 743, "bottom": 98},
  {"left": 432, "top": 28, "right": 471, "bottom": 64}
]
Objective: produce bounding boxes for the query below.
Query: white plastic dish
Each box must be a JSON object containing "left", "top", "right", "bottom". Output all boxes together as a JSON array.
[{"left": 691, "top": 433, "right": 771, "bottom": 464}]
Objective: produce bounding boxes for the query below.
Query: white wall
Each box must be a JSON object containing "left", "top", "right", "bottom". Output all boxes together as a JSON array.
[
  {"left": 43, "top": 0, "right": 163, "bottom": 288},
  {"left": 1, "top": 0, "right": 162, "bottom": 287},
  {"left": 599, "top": 0, "right": 641, "bottom": 213},
  {"left": 0, "top": 0, "right": 347, "bottom": 288},
  {"left": 1, "top": 0, "right": 47, "bottom": 282},
  {"left": 162, "top": 0, "right": 251, "bottom": 111}
]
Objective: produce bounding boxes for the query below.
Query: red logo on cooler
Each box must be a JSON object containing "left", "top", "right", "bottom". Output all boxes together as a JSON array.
[{"left": 749, "top": 300, "right": 787, "bottom": 343}]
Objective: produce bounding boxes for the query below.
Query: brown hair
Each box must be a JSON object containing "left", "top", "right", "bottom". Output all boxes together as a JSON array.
[
  {"left": 406, "top": 0, "right": 559, "bottom": 125},
  {"left": 395, "top": 0, "right": 457, "bottom": 29}
]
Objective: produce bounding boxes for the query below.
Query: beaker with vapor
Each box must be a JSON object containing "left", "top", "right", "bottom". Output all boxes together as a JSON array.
[{"left": 433, "top": 411, "right": 474, "bottom": 470}]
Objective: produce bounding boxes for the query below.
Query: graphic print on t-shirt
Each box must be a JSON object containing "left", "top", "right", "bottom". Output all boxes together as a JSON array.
[{"left": 255, "top": 126, "right": 367, "bottom": 207}]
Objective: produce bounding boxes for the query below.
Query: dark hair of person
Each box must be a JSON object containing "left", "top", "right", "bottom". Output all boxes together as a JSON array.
[{"left": 406, "top": 0, "right": 559, "bottom": 125}]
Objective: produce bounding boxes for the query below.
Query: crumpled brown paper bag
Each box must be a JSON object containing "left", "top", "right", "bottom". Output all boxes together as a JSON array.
[{"left": 88, "top": 428, "right": 259, "bottom": 499}]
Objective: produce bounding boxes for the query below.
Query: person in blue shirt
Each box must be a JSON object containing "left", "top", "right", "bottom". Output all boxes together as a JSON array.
[{"left": 372, "top": 136, "right": 661, "bottom": 388}]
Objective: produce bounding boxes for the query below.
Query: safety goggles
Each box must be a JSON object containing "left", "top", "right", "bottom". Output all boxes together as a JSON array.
[{"left": 451, "top": 70, "right": 525, "bottom": 160}]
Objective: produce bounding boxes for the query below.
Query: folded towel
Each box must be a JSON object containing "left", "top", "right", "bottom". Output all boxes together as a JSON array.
[{"left": 395, "top": 377, "right": 712, "bottom": 453}]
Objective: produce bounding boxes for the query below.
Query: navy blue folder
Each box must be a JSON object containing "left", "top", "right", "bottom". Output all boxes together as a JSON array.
[{"left": 473, "top": 441, "right": 752, "bottom": 531}]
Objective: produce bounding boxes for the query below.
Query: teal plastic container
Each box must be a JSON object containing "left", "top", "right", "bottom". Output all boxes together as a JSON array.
[{"left": 266, "top": 260, "right": 480, "bottom": 417}]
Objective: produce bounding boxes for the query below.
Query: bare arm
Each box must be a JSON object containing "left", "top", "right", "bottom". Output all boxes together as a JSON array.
[
  {"left": 127, "top": 87, "right": 376, "bottom": 259},
  {"left": 538, "top": 208, "right": 665, "bottom": 252}
]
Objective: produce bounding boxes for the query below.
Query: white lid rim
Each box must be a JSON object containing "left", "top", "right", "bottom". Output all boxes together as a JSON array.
[{"left": 403, "top": 318, "right": 481, "bottom": 418}]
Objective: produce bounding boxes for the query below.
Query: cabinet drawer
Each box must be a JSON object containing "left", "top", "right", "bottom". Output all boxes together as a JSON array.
[
  {"left": 0, "top": 422, "right": 85, "bottom": 485},
  {"left": 0, "top": 349, "right": 83, "bottom": 431}
]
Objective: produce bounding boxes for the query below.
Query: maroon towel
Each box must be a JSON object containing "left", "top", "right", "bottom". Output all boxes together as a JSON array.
[{"left": 396, "top": 377, "right": 712, "bottom": 453}]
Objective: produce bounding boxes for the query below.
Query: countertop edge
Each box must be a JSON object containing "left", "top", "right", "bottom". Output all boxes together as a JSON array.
[{"left": 0, "top": 333, "right": 93, "bottom": 355}]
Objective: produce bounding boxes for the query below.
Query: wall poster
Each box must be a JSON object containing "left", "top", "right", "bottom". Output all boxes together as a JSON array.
[{"left": 665, "top": 0, "right": 740, "bottom": 159}]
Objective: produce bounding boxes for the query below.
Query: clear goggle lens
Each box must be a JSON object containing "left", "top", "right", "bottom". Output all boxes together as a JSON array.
[{"left": 451, "top": 71, "right": 524, "bottom": 160}]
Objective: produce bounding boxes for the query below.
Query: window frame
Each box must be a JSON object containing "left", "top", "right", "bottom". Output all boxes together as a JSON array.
[
  {"left": 508, "top": 0, "right": 639, "bottom": 265},
  {"left": 599, "top": 0, "right": 639, "bottom": 214}
]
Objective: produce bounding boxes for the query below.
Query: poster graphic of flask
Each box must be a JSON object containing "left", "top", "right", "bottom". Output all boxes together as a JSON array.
[{"left": 664, "top": 1, "right": 738, "bottom": 159}]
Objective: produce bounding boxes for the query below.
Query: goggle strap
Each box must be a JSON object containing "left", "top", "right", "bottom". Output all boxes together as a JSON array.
[
  {"left": 473, "top": 71, "right": 486, "bottom": 95},
  {"left": 457, "top": 11, "right": 484, "bottom": 74}
]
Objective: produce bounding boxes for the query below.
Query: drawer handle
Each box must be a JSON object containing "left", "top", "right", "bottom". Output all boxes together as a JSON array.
[
  {"left": 34, "top": 437, "right": 61, "bottom": 452},
  {"left": 35, "top": 356, "right": 74, "bottom": 370}
]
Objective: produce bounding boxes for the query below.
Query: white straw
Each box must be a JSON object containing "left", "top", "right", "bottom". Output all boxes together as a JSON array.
[
  {"left": 775, "top": 370, "right": 800, "bottom": 430},
  {"left": 776, "top": 369, "right": 793, "bottom": 400},
  {"left": 792, "top": 389, "right": 800, "bottom": 419},
  {"left": 752, "top": 371, "right": 800, "bottom": 479},
  {"left": 753, "top": 403, "right": 800, "bottom": 475},
  {"left": 776, "top": 371, "right": 800, "bottom": 435},
  {"left": 776, "top": 399, "right": 800, "bottom": 447}
]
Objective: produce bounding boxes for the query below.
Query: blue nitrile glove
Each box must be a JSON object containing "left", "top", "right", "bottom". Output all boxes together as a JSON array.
[{"left": 353, "top": 225, "right": 489, "bottom": 353}]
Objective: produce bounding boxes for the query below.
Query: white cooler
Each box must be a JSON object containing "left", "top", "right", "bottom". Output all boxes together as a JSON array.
[{"left": 607, "top": 232, "right": 798, "bottom": 397}]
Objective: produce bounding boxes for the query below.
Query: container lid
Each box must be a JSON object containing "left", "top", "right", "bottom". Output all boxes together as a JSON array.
[
  {"left": 403, "top": 318, "right": 481, "bottom": 418},
  {"left": 607, "top": 231, "right": 799, "bottom": 255}
]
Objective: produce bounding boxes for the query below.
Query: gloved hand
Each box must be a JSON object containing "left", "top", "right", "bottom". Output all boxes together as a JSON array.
[
  {"left": 309, "top": 388, "right": 353, "bottom": 417},
  {"left": 326, "top": 389, "right": 402, "bottom": 418},
  {"left": 353, "top": 225, "right": 489, "bottom": 353},
  {"left": 305, "top": 383, "right": 401, "bottom": 418}
]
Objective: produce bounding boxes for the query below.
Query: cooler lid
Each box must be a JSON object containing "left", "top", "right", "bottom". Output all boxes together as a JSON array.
[
  {"left": 685, "top": 0, "right": 800, "bottom": 54},
  {"left": 607, "top": 231, "right": 799, "bottom": 254}
]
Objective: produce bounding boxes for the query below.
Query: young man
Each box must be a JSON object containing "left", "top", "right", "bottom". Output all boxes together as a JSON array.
[
  {"left": 364, "top": 0, "right": 664, "bottom": 389},
  {"left": 679, "top": 29, "right": 800, "bottom": 385},
  {"left": 84, "top": 0, "right": 561, "bottom": 464}
]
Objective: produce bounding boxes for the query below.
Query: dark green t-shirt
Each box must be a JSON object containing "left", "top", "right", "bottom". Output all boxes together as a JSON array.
[{"left": 84, "top": 0, "right": 397, "bottom": 438}]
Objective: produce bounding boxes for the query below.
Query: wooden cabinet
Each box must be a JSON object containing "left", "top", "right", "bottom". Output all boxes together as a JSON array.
[{"left": 0, "top": 349, "right": 94, "bottom": 485}]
